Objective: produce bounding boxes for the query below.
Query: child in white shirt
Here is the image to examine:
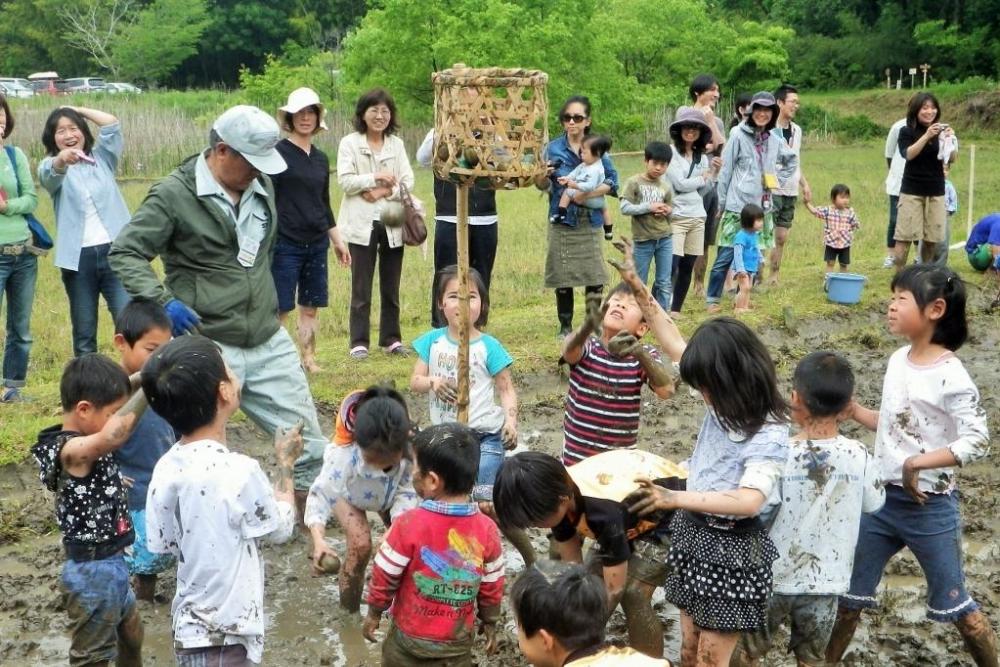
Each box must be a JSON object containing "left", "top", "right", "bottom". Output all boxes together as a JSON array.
[{"left": 737, "top": 351, "right": 884, "bottom": 666}]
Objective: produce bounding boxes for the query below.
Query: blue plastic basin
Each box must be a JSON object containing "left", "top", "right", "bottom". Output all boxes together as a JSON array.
[{"left": 825, "top": 273, "right": 867, "bottom": 304}]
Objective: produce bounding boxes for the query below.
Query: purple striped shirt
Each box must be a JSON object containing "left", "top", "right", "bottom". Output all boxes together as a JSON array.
[{"left": 562, "top": 337, "right": 659, "bottom": 465}]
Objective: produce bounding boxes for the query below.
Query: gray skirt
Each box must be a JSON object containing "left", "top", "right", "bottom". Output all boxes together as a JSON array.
[{"left": 544, "top": 213, "right": 609, "bottom": 289}]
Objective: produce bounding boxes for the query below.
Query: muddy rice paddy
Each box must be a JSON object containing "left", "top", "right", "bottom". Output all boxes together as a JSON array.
[{"left": 1, "top": 288, "right": 999, "bottom": 666}]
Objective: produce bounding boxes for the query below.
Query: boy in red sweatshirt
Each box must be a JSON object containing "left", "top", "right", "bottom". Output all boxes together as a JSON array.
[{"left": 363, "top": 422, "right": 505, "bottom": 666}]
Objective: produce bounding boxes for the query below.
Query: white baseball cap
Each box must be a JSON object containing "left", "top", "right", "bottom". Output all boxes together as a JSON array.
[
  {"left": 213, "top": 105, "right": 287, "bottom": 174},
  {"left": 278, "top": 87, "right": 328, "bottom": 131}
]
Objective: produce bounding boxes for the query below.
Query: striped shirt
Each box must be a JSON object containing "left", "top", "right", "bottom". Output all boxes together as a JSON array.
[{"left": 562, "top": 336, "right": 660, "bottom": 465}]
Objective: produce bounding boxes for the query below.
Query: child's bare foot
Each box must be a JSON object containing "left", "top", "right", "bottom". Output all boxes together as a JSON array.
[
  {"left": 734, "top": 307, "right": 751, "bottom": 314},
  {"left": 706, "top": 303, "right": 721, "bottom": 314},
  {"left": 669, "top": 311, "right": 683, "bottom": 320}
]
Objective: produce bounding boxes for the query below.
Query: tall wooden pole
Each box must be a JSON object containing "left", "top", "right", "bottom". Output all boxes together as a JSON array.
[
  {"left": 966, "top": 144, "right": 976, "bottom": 241},
  {"left": 456, "top": 184, "right": 471, "bottom": 423}
]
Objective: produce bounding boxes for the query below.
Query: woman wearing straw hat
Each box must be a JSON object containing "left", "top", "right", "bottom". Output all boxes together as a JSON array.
[
  {"left": 272, "top": 87, "right": 350, "bottom": 373},
  {"left": 538, "top": 95, "right": 619, "bottom": 338},
  {"left": 666, "top": 106, "right": 720, "bottom": 317}
]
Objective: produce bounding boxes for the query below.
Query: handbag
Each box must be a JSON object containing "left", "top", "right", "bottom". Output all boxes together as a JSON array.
[
  {"left": 399, "top": 183, "right": 427, "bottom": 247},
  {"left": 4, "top": 146, "right": 53, "bottom": 254}
]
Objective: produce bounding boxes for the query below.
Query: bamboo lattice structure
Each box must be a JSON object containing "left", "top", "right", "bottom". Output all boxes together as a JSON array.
[{"left": 431, "top": 64, "right": 549, "bottom": 190}]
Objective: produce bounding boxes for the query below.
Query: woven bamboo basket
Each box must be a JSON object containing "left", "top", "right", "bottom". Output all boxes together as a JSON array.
[{"left": 431, "top": 64, "right": 549, "bottom": 190}]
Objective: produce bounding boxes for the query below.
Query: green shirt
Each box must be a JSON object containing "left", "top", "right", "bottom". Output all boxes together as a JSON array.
[
  {"left": 620, "top": 174, "right": 672, "bottom": 242},
  {"left": 0, "top": 145, "right": 38, "bottom": 245}
]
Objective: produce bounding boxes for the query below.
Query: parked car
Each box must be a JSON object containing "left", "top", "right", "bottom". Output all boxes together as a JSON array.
[
  {"left": 64, "top": 77, "right": 107, "bottom": 93},
  {"left": 106, "top": 82, "right": 142, "bottom": 94},
  {"left": 29, "top": 79, "right": 69, "bottom": 95},
  {"left": 0, "top": 80, "right": 33, "bottom": 98},
  {"left": 27, "top": 72, "right": 68, "bottom": 96}
]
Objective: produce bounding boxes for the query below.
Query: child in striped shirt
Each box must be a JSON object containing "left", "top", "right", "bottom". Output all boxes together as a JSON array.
[{"left": 560, "top": 240, "right": 686, "bottom": 465}]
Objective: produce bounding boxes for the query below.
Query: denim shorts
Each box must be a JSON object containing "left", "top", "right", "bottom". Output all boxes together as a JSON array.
[
  {"left": 271, "top": 236, "right": 330, "bottom": 312},
  {"left": 840, "top": 484, "right": 978, "bottom": 622},
  {"left": 124, "top": 509, "right": 176, "bottom": 576},
  {"left": 61, "top": 553, "right": 136, "bottom": 666},
  {"left": 472, "top": 431, "right": 504, "bottom": 502}
]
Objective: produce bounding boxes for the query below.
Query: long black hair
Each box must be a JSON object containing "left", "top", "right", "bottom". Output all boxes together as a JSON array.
[
  {"left": 680, "top": 317, "right": 788, "bottom": 436},
  {"left": 906, "top": 92, "right": 941, "bottom": 130},
  {"left": 891, "top": 265, "right": 968, "bottom": 351}
]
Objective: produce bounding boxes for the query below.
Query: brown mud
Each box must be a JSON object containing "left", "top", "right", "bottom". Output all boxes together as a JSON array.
[{"left": 1, "top": 289, "right": 999, "bottom": 666}]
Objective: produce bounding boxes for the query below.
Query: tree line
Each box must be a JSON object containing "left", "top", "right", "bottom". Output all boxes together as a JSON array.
[{"left": 0, "top": 0, "right": 995, "bottom": 96}]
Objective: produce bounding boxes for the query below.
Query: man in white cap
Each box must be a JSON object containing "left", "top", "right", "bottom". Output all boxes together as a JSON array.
[{"left": 110, "top": 105, "right": 328, "bottom": 514}]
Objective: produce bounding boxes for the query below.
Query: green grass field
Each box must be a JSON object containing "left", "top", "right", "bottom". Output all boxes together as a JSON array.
[{"left": 1, "top": 140, "right": 998, "bottom": 463}]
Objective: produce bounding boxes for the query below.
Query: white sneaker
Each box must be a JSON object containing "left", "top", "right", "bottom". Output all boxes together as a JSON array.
[{"left": 882, "top": 255, "right": 895, "bottom": 268}]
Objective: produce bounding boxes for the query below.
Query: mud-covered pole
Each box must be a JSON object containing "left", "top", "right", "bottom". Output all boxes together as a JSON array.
[{"left": 456, "top": 184, "right": 471, "bottom": 423}]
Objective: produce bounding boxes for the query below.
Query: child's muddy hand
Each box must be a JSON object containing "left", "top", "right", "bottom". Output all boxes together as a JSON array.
[
  {"left": 274, "top": 420, "right": 305, "bottom": 466},
  {"left": 584, "top": 292, "right": 606, "bottom": 334},
  {"left": 311, "top": 543, "right": 341, "bottom": 576},
  {"left": 501, "top": 420, "right": 518, "bottom": 449},
  {"left": 609, "top": 237, "right": 638, "bottom": 280},
  {"left": 362, "top": 611, "right": 381, "bottom": 642},
  {"left": 607, "top": 331, "right": 640, "bottom": 358},
  {"left": 481, "top": 622, "right": 498, "bottom": 654},
  {"left": 433, "top": 377, "right": 458, "bottom": 404},
  {"left": 901, "top": 457, "right": 927, "bottom": 505},
  {"left": 626, "top": 478, "right": 676, "bottom": 515}
]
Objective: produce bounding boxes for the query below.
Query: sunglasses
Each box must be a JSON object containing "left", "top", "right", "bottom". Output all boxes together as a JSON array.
[{"left": 561, "top": 113, "right": 588, "bottom": 124}]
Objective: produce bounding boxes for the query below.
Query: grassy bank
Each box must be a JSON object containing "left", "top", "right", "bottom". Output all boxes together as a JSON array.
[{"left": 2, "top": 140, "right": 999, "bottom": 464}]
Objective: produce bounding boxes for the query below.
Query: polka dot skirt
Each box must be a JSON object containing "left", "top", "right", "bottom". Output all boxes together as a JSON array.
[{"left": 663, "top": 510, "right": 778, "bottom": 632}]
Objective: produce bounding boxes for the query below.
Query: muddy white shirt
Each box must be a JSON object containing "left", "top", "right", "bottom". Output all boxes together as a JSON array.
[
  {"left": 145, "top": 439, "right": 294, "bottom": 663},
  {"left": 769, "top": 436, "right": 885, "bottom": 595},
  {"left": 875, "top": 347, "right": 990, "bottom": 494}
]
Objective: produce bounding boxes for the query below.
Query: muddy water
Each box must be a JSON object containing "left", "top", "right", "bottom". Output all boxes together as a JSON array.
[{"left": 1, "top": 291, "right": 999, "bottom": 666}]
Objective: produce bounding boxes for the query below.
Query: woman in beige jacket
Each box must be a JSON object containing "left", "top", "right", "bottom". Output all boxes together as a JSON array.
[{"left": 337, "top": 88, "right": 414, "bottom": 359}]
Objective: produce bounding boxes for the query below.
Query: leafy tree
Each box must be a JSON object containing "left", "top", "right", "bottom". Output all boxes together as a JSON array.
[{"left": 113, "top": 0, "right": 210, "bottom": 84}]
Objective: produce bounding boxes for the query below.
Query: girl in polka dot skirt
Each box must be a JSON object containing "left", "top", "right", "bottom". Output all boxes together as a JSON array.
[{"left": 628, "top": 317, "right": 789, "bottom": 667}]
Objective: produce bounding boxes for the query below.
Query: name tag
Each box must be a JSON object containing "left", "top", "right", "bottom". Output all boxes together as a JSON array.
[{"left": 237, "top": 238, "right": 260, "bottom": 267}]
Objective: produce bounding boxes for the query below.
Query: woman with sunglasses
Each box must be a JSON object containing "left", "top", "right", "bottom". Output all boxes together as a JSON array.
[{"left": 537, "top": 95, "right": 619, "bottom": 337}]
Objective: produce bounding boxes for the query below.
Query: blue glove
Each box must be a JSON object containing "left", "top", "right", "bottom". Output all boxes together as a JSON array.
[{"left": 164, "top": 299, "right": 201, "bottom": 336}]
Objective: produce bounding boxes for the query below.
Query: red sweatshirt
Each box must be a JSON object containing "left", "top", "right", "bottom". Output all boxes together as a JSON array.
[{"left": 366, "top": 502, "right": 504, "bottom": 646}]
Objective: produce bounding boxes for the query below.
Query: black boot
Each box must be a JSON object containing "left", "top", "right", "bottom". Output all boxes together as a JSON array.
[{"left": 556, "top": 288, "right": 574, "bottom": 337}]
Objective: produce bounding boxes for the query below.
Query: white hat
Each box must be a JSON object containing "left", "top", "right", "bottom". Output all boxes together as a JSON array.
[
  {"left": 213, "top": 105, "right": 286, "bottom": 174},
  {"left": 279, "top": 87, "right": 328, "bottom": 131}
]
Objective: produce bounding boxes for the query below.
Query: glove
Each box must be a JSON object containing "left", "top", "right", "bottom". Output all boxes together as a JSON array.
[{"left": 164, "top": 299, "right": 201, "bottom": 336}]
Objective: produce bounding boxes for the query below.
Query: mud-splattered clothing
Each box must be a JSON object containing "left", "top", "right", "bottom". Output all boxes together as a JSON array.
[
  {"left": 145, "top": 439, "right": 295, "bottom": 664},
  {"left": 769, "top": 436, "right": 885, "bottom": 595},
  {"left": 875, "top": 346, "right": 989, "bottom": 494},
  {"left": 686, "top": 410, "right": 788, "bottom": 507},
  {"left": 303, "top": 440, "right": 417, "bottom": 528},
  {"left": 562, "top": 336, "right": 661, "bottom": 465},
  {"left": 366, "top": 500, "right": 503, "bottom": 653},
  {"left": 32, "top": 426, "right": 134, "bottom": 553}
]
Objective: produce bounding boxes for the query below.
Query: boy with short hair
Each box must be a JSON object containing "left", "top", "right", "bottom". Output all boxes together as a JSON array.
[
  {"left": 560, "top": 278, "right": 683, "bottom": 466},
  {"left": 734, "top": 351, "right": 885, "bottom": 667},
  {"left": 142, "top": 335, "right": 303, "bottom": 666},
  {"left": 111, "top": 298, "right": 176, "bottom": 602},
  {"left": 31, "top": 354, "right": 149, "bottom": 667},
  {"left": 511, "top": 561, "right": 672, "bottom": 667},
  {"left": 363, "top": 422, "right": 504, "bottom": 665},
  {"left": 494, "top": 449, "right": 686, "bottom": 658},
  {"left": 620, "top": 141, "right": 675, "bottom": 311},
  {"left": 804, "top": 184, "right": 860, "bottom": 273}
]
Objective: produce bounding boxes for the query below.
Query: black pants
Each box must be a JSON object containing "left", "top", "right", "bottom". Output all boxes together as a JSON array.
[
  {"left": 555, "top": 285, "right": 603, "bottom": 332},
  {"left": 430, "top": 220, "right": 499, "bottom": 328},
  {"left": 671, "top": 253, "right": 698, "bottom": 312},
  {"left": 349, "top": 222, "right": 403, "bottom": 349}
]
